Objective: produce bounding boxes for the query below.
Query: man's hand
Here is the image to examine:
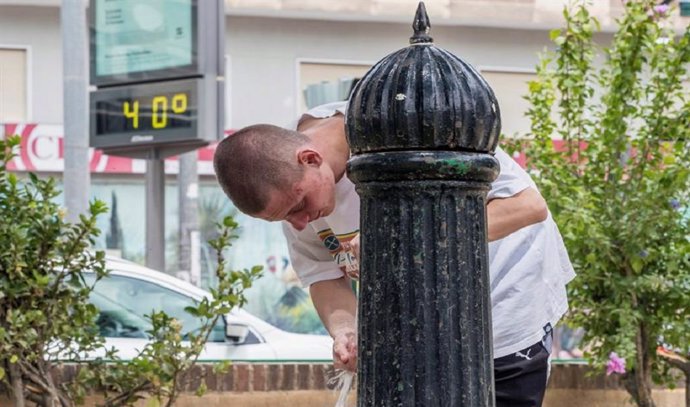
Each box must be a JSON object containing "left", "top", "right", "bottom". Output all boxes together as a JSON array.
[
  {"left": 332, "top": 329, "right": 358, "bottom": 372},
  {"left": 310, "top": 277, "right": 358, "bottom": 370}
]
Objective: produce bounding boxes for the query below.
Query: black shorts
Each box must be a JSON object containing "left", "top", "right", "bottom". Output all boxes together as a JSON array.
[{"left": 494, "top": 324, "right": 553, "bottom": 407}]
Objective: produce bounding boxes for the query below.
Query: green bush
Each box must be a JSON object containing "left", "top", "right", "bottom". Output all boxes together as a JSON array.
[
  {"left": 517, "top": 2, "right": 690, "bottom": 406},
  {"left": 0, "top": 134, "right": 108, "bottom": 406},
  {"left": 0, "top": 135, "right": 261, "bottom": 407}
]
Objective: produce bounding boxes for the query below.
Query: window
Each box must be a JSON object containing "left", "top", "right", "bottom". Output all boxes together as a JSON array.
[
  {"left": 299, "top": 61, "right": 371, "bottom": 112},
  {"left": 85, "top": 273, "right": 226, "bottom": 342},
  {"left": 90, "top": 288, "right": 151, "bottom": 339},
  {"left": 480, "top": 69, "right": 537, "bottom": 138},
  {"left": 0, "top": 48, "right": 28, "bottom": 122}
]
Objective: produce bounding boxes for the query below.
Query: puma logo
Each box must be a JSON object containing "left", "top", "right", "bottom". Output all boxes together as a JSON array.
[{"left": 515, "top": 349, "right": 532, "bottom": 360}]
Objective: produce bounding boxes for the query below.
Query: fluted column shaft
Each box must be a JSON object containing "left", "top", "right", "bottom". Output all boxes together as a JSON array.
[{"left": 348, "top": 150, "right": 498, "bottom": 407}]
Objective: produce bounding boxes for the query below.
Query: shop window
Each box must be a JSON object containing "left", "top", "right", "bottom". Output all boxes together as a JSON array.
[
  {"left": 480, "top": 69, "right": 537, "bottom": 138},
  {"left": 0, "top": 48, "right": 27, "bottom": 122},
  {"left": 299, "top": 61, "right": 371, "bottom": 111}
]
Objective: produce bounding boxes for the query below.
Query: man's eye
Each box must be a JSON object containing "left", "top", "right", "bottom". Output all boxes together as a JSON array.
[{"left": 289, "top": 201, "right": 305, "bottom": 215}]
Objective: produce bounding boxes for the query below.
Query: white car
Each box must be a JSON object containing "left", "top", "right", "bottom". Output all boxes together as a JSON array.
[{"left": 82, "top": 257, "right": 333, "bottom": 362}]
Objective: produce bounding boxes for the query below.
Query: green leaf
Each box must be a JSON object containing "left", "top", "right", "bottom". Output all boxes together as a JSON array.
[
  {"left": 223, "top": 216, "right": 238, "bottom": 228},
  {"left": 631, "top": 258, "right": 644, "bottom": 273},
  {"left": 9, "top": 355, "right": 18, "bottom": 364},
  {"left": 184, "top": 306, "right": 201, "bottom": 317},
  {"left": 550, "top": 29, "right": 562, "bottom": 41},
  {"left": 663, "top": 155, "right": 675, "bottom": 165},
  {"left": 146, "top": 398, "right": 161, "bottom": 407},
  {"left": 0, "top": 367, "right": 5, "bottom": 380},
  {"left": 195, "top": 381, "right": 207, "bottom": 397}
]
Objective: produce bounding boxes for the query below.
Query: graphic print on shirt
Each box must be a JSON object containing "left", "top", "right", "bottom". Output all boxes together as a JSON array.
[{"left": 316, "top": 227, "right": 359, "bottom": 278}]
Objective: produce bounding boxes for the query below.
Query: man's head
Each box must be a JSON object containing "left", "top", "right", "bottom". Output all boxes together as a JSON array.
[{"left": 213, "top": 124, "right": 337, "bottom": 230}]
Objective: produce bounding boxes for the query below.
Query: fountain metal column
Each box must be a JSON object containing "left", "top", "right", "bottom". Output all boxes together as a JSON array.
[{"left": 346, "top": 3, "right": 501, "bottom": 406}]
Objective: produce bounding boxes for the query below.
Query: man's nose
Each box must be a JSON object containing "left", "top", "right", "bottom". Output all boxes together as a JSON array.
[{"left": 287, "top": 213, "right": 309, "bottom": 231}]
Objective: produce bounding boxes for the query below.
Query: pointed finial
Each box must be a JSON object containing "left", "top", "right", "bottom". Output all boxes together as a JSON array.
[{"left": 410, "top": 2, "right": 433, "bottom": 44}]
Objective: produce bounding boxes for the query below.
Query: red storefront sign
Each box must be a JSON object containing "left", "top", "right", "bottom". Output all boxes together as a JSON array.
[{"left": 3, "top": 123, "right": 228, "bottom": 175}]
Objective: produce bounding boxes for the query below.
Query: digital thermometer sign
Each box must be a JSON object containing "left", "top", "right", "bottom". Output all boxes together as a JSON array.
[
  {"left": 95, "top": 91, "right": 193, "bottom": 135},
  {"left": 90, "top": 78, "right": 214, "bottom": 152},
  {"left": 88, "top": 0, "right": 224, "bottom": 157}
]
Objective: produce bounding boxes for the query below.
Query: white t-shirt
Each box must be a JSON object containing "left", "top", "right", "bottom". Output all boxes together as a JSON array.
[{"left": 283, "top": 102, "right": 576, "bottom": 358}]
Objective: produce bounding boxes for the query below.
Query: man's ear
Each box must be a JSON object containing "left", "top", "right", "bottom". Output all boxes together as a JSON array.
[{"left": 296, "top": 148, "right": 323, "bottom": 167}]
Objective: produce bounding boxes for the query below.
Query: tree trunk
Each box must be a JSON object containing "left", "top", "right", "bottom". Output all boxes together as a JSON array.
[
  {"left": 39, "top": 360, "right": 69, "bottom": 407},
  {"left": 624, "top": 372, "right": 655, "bottom": 407},
  {"left": 9, "top": 363, "right": 26, "bottom": 407},
  {"left": 623, "top": 322, "right": 656, "bottom": 407},
  {"left": 43, "top": 391, "right": 64, "bottom": 407}
]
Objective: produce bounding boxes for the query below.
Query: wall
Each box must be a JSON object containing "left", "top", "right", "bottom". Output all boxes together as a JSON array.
[
  {"left": 0, "top": 6, "right": 618, "bottom": 132},
  {"left": 0, "top": 6, "right": 61, "bottom": 124},
  {"left": 0, "top": 5, "right": 557, "bottom": 128},
  {"left": 0, "top": 363, "right": 684, "bottom": 406},
  {"left": 225, "top": 16, "right": 555, "bottom": 128}
]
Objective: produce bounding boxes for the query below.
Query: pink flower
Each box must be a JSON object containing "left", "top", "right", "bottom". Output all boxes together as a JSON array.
[
  {"left": 606, "top": 352, "right": 626, "bottom": 375},
  {"left": 654, "top": 4, "right": 670, "bottom": 15}
]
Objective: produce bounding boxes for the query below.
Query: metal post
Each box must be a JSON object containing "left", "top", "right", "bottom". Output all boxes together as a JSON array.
[
  {"left": 178, "top": 151, "right": 200, "bottom": 285},
  {"left": 146, "top": 153, "right": 165, "bottom": 271},
  {"left": 61, "top": 0, "right": 89, "bottom": 222},
  {"left": 346, "top": 3, "right": 501, "bottom": 406}
]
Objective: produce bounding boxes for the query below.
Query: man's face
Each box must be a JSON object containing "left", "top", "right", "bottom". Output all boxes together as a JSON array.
[{"left": 256, "top": 164, "right": 336, "bottom": 231}]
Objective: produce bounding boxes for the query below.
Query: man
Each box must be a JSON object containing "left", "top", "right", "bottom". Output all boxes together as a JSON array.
[{"left": 213, "top": 101, "right": 575, "bottom": 407}]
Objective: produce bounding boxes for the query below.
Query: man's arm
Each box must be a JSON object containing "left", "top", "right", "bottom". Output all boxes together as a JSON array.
[
  {"left": 487, "top": 187, "right": 548, "bottom": 242},
  {"left": 310, "top": 276, "right": 358, "bottom": 371}
]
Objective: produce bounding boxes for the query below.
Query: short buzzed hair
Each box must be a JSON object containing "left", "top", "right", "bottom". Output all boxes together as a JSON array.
[{"left": 213, "top": 124, "right": 310, "bottom": 215}]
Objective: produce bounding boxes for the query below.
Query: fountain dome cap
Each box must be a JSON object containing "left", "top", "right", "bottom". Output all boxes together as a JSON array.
[{"left": 346, "top": 1, "right": 501, "bottom": 154}]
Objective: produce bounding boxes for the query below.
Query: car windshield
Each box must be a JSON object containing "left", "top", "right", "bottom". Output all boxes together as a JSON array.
[{"left": 84, "top": 272, "right": 225, "bottom": 341}]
